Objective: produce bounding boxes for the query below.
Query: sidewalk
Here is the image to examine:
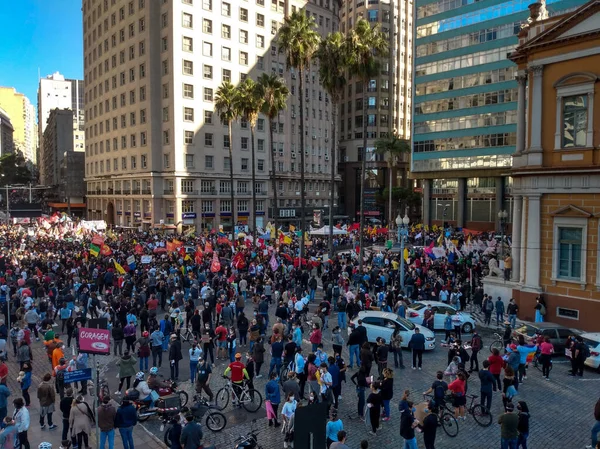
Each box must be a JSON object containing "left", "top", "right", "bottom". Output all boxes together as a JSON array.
[{"left": 5, "top": 340, "right": 166, "bottom": 449}]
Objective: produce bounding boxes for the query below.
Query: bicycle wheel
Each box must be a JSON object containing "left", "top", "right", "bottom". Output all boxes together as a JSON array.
[
  {"left": 489, "top": 340, "right": 503, "bottom": 353},
  {"left": 279, "top": 367, "right": 288, "bottom": 386},
  {"left": 241, "top": 388, "right": 262, "bottom": 413},
  {"left": 163, "top": 424, "right": 173, "bottom": 445},
  {"left": 440, "top": 412, "right": 459, "bottom": 437},
  {"left": 471, "top": 404, "right": 492, "bottom": 427},
  {"left": 205, "top": 411, "right": 227, "bottom": 432},
  {"left": 215, "top": 387, "right": 230, "bottom": 410}
]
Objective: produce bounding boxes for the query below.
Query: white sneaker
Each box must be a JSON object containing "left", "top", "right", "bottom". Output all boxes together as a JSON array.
[
  {"left": 256, "top": 374, "right": 263, "bottom": 379},
  {"left": 412, "top": 367, "right": 416, "bottom": 370},
  {"left": 115, "top": 391, "right": 122, "bottom": 395},
  {"left": 418, "top": 367, "right": 422, "bottom": 370}
]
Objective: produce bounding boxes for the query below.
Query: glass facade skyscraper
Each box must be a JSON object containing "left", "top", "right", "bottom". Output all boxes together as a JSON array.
[{"left": 412, "top": 0, "right": 587, "bottom": 229}]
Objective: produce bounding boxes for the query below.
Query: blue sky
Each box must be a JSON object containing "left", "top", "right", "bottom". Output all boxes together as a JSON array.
[{"left": 0, "top": 1, "right": 83, "bottom": 111}]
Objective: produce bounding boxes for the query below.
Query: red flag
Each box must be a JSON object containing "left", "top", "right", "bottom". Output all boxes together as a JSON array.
[
  {"left": 135, "top": 244, "right": 144, "bottom": 255},
  {"left": 166, "top": 241, "right": 177, "bottom": 253},
  {"left": 210, "top": 252, "right": 221, "bottom": 272},
  {"left": 179, "top": 246, "right": 186, "bottom": 257},
  {"left": 100, "top": 244, "right": 112, "bottom": 256},
  {"left": 205, "top": 242, "right": 213, "bottom": 254},
  {"left": 194, "top": 246, "right": 203, "bottom": 264},
  {"left": 35, "top": 267, "right": 43, "bottom": 278}
]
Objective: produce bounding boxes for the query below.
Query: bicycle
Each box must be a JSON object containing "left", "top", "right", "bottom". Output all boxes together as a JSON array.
[
  {"left": 179, "top": 327, "right": 199, "bottom": 345},
  {"left": 163, "top": 396, "right": 227, "bottom": 443},
  {"left": 423, "top": 394, "right": 459, "bottom": 438},
  {"left": 532, "top": 352, "right": 553, "bottom": 373},
  {"left": 279, "top": 360, "right": 294, "bottom": 386},
  {"left": 216, "top": 377, "right": 263, "bottom": 413},
  {"left": 465, "top": 394, "right": 492, "bottom": 427},
  {"left": 489, "top": 333, "right": 506, "bottom": 353}
]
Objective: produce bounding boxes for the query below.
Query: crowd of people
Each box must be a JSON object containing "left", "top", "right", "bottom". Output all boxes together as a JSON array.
[{"left": 0, "top": 221, "right": 595, "bottom": 449}]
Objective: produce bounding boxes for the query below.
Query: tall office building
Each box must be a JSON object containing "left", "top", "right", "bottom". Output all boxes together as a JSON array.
[
  {"left": 38, "top": 72, "right": 85, "bottom": 185},
  {"left": 0, "top": 87, "right": 38, "bottom": 164},
  {"left": 338, "top": 0, "right": 413, "bottom": 223},
  {"left": 0, "top": 108, "right": 14, "bottom": 157},
  {"left": 83, "top": 0, "right": 339, "bottom": 230},
  {"left": 412, "top": 0, "right": 587, "bottom": 230}
]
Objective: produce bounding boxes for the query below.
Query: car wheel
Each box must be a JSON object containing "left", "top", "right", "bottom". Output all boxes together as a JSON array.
[{"left": 462, "top": 323, "right": 473, "bottom": 334}]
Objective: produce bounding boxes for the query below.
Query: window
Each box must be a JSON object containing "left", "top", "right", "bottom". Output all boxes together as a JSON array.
[
  {"left": 184, "top": 130, "right": 194, "bottom": 144},
  {"left": 257, "top": 159, "right": 265, "bottom": 171},
  {"left": 222, "top": 24, "right": 231, "bottom": 39},
  {"left": 202, "top": 41, "right": 213, "bottom": 57},
  {"left": 183, "top": 60, "right": 193, "bottom": 75},
  {"left": 240, "top": 8, "right": 248, "bottom": 21},
  {"left": 182, "top": 12, "right": 193, "bottom": 28},
  {"left": 220, "top": 199, "right": 231, "bottom": 211},
  {"left": 220, "top": 180, "right": 231, "bottom": 193},
  {"left": 185, "top": 154, "right": 194, "bottom": 168},
  {"left": 238, "top": 181, "right": 249, "bottom": 193},
  {"left": 224, "top": 157, "right": 231, "bottom": 170},
  {"left": 183, "top": 36, "right": 193, "bottom": 52},
  {"left": 141, "top": 132, "right": 147, "bottom": 146},
  {"left": 241, "top": 137, "right": 248, "bottom": 150},
  {"left": 222, "top": 2, "right": 231, "bottom": 16},
  {"left": 181, "top": 180, "right": 195, "bottom": 193},
  {"left": 203, "top": 0, "right": 212, "bottom": 10},
  {"left": 205, "top": 155, "right": 214, "bottom": 169},
  {"left": 240, "top": 51, "right": 248, "bottom": 65},
  {"left": 183, "top": 83, "right": 194, "bottom": 99},
  {"left": 241, "top": 158, "right": 249, "bottom": 171},
  {"left": 239, "top": 30, "right": 248, "bottom": 44},
  {"left": 140, "top": 109, "right": 146, "bottom": 123},
  {"left": 204, "top": 88, "right": 213, "bottom": 102},
  {"left": 256, "top": 35, "right": 265, "bottom": 48},
  {"left": 161, "top": 37, "right": 168, "bottom": 51},
  {"left": 553, "top": 216, "right": 587, "bottom": 284},
  {"left": 203, "top": 65, "right": 213, "bottom": 79},
  {"left": 257, "top": 13, "right": 264, "bottom": 27},
  {"left": 256, "top": 200, "right": 264, "bottom": 211},
  {"left": 163, "top": 130, "right": 170, "bottom": 144},
  {"left": 223, "top": 135, "right": 230, "bottom": 148},
  {"left": 204, "top": 110, "right": 213, "bottom": 124},
  {"left": 163, "top": 154, "right": 170, "bottom": 168},
  {"left": 562, "top": 95, "right": 588, "bottom": 148},
  {"left": 202, "top": 200, "right": 214, "bottom": 213},
  {"left": 202, "top": 18, "right": 212, "bottom": 33},
  {"left": 221, "top": 47, "right": 231, "bottom": 61},
  {"left": 131, "top": 155, "right": 137, "bottom": 167},
  {"left": 205, "top": 132, "right": 213, "bottom": 146},
  {"left": 182, "top": 200, "right": 195, "bottom": 213},
  {"left": 222, "top": 69, "right": 231, "bottom": 82},
  {"left": 121, "top": 157, "right": 127, "bottom": 169},
  {"left": 238, "top": 200, "right": 249, "bottom": 212},
  {"left": 184, "top": 107, "right": 194, "bottom": 121},
  {"left": 162, "top": 107, "right": 169, "bottom": 122}
]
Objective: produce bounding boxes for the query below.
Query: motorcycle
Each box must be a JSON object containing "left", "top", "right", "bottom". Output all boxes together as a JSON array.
[
  {"left": 233, "top": 419, "right": 261, "bottom": 449},
  {"left": 124, "top": 389, "right": 181, "bottom": 422},
  {"left": 153, "top": 376, "right": 189, "bottom": 407}
]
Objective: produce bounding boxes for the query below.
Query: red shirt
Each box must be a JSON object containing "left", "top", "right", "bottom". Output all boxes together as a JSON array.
[
  {"left": 226, "top": 361, "right": 247, "bottom": 383},
  {"left": 448, "top": 378, "right": 465, "bottom": 395},
  {"left": 540, "top": 342, "right": 554, "bottom": 355},
  {"left": 215, "top": 326, "right": 227, "bottom": 341},
  {"left": 147, "top": 298, "right": 158, "bottom": 311},
  {"left": 487, "top": 354, "right": 504, "bottom": 375},
  {"left": 0, "top": 363, "right": 7, "bottom": 382}
]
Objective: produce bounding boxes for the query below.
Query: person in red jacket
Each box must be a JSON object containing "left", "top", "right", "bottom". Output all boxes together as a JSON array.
[
  {"left": 487, "top": 348, "right": 504, "bottom": 391},
  {"left": 310, "top": 324, "right": 322, "bottom": 352},
  {"left": 224, "top": 353, "right": 249, "bottom": 402}
]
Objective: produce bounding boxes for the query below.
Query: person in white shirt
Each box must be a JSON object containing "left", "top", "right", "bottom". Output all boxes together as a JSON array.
[
  {"left": 319, "top": 363, "right": 333, "bottom": 403},
  {"left": 189, "top": 342, "right": 203, "bottom": 384}
]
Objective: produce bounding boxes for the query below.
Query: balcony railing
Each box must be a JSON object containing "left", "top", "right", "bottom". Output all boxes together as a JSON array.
[
  {"left": 141, "top": 189, "right": 151, "bottom": 195},
  {"left": 182, "top": 190, "right": 199, "bottom": 195},
  {"left": 114, "top": 190, "right": 122, "bottom": 194},
  {"left": 201, "top": 188, "right": 217, "bottom": 195},
  {"left": 131, "top": 189, "right": 141, "bottom": 195}
]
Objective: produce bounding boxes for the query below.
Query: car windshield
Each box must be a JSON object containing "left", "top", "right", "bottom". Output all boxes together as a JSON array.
[
  {"left": 396, "top": 316, "right": 416, "bottom": 330},
  {"left": 410, "top": 303, "right": 427, "bottom": 311},
  {"left": 582, "top": 337, "right": 600, "bottom": 348},
  {"left": 515, "top": 324, "right": 537, "bottom": 337}
]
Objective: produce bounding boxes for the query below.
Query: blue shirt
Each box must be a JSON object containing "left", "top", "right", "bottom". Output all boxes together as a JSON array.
[
  {"left": 265, "top": 380, "right": 281, "bottom": 404},
  {"left": 328, "top": 363, "right": 340, "bottom": 388},
  {"left": 0, "top": 385, "right": 10, "bottom": 408},
  {"left": 150, "top": 330, "right": 164, "bottom": 347},
  {"left": 326, "top": 419, "right": 343, "bottom": 441}
]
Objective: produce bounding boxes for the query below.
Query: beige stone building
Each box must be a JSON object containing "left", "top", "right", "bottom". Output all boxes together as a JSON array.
[{"left": 0, "top": 87, "right": 37, "bottom": 164}]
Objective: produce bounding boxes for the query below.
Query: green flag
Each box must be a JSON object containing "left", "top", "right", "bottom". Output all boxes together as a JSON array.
[
  {"left": 386, "top": 240, "right": 393, "bottom": 249},
  {"left": 89, "top": 243, "right": 100, "bottom": 257}
]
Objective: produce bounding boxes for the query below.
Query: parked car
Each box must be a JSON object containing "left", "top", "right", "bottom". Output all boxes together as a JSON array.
[
  {"left": 580, "top": 333, "right": 600, "bottom": 372},
  {"left": 348, "top": 311, "right": 436, "bottom": 351},
  {"left": 406, "top": 301, "right": 476, "bottom": 334},
  {"left": 512, "top": 321, "right": 577, "bottom": 354}
]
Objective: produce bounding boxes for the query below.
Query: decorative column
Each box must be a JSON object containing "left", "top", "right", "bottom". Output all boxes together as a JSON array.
[
  {"left": 525, "top": 194, "right": 541, "bottom": 289},
  {"left": 457, "top": 178, "right": 466, "bottom": 228},
  {"left": 422, "top": 179, "right": 432, "bottom": 228},
  {"left": 528, "top": 66, "right": 544, "bottom": 157},
  {"left": 511, "top": 195, "right": 523, "bottom": 282},
  {"left": 495, "top": 176, "right": 505, "bottom": 231},
  {"left": 519, "top": 196, "right": 527, "bottom": 283},
  {"left": 515, "top": 72, "right": 527, "bottom": 154}
]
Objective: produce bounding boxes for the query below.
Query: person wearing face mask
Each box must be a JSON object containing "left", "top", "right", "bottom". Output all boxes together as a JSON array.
[
  {"left": 319, "top": 363, "right": 333, "bottom": 407},
  {"left": 351, "top": 365, "right": 369, "bottom": 420},
  {"left": 420, "top": 400, "right": 438, "bottom": 449},
  {"left": 399, "top": 400, "right": 419, "bottom": 449},
  {"left": 281, "top": 392, "right": 297, "bottom": 449}
]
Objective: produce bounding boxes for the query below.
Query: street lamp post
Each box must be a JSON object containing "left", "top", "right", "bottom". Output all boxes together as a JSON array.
[
  {"left": 498, "top": 209, "right": 508, "bottom": 263},
  {"left": 396, "top": 212, "right": 410, "bottom": 292}
]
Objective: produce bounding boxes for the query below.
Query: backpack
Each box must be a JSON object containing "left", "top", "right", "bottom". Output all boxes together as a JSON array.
[
  {"left": 434, "top": 382, "right": 446, "bottom": 401},
  {"left": 485, "top": 300, "right": 493, "bottom": 313},
  {"left": 333, "top": 286, "right": 340, "bottom": 297},
  {"left": 91, "top": 297, "right": 99, "bottom": 308},
  {"left": 582, "top": 344, "right": 591, "bottom": 359},
  {"left": 56, "top": 368, "right": 65, "bottom": 384}
]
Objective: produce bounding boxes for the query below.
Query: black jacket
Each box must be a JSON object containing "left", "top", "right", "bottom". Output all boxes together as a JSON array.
[
  {"left": 347, "top": 329, "right": 362, "bottom": 346},
  {"left": 399, "top": 409, "right": 416, "bottom": 440},
  {"left": 169, "top": 339, "right": 183, "bottom": 362}
]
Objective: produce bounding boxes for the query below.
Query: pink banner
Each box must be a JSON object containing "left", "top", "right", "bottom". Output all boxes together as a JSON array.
[{"left": 78, "top": 328, "right": 110, "bottom": 355}]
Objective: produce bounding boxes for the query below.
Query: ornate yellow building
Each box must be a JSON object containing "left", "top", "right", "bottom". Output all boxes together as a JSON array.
[{"left": 509, "top": 0, "right": 600, "bottom": 330}]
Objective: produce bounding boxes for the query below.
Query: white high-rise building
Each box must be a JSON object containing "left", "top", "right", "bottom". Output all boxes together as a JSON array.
[
  {"left": 83, "top": 0, "right": 340, "bottom": 231},
  {"left": 37, "top": 72, "right": 85, "bottom": 185}
]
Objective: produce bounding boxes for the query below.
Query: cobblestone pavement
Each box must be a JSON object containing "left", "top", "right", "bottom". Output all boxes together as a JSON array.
[
  {"left": 15, "top": 299, "right": 599, "bottom": 449},
  {"left": 135, "top": 301, "right": 600, "bottom": 449}
]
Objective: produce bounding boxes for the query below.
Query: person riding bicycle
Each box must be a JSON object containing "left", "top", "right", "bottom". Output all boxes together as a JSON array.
[
  {"left": 223, "top": 353, "right": 249, "bottom": 403},
  {"left": 423, "top": 371, "right": 448, "bottom": 413},
  {"left": 147, "top": 366, "right": 171, "bottom": 391},
  {"left": 133, "top": 371, "right": 156, "bottom": 408}
]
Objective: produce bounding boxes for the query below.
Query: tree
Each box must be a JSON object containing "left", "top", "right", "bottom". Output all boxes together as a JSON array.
[
  {"left": 346, "top": 18, "right": 389, "bottom": 273},
  {"left": 0, "top": 150, "right": 33, "bottom": 185},
  {"left": 257, "top": 73, "right": 289, "bottom": 240},
  {"left": 317, "top": 31, "right": 348, "bottom": 256},
  {"left": 278, "top": 10, "right": 321, "bottom": 266},
  {"left": 375, "top": 131, "right": 411, "bottom": 226},
  {"left": 235, "top": 78, "right": 264, "bottom": 242},
  {"left": 215, "top": 82, "right": 239, "bottom": 230}
]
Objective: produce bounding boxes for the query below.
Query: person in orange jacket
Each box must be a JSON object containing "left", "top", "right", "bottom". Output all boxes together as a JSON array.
[{"left": 51, "top": 343, "right": 66, "bottom": 372}]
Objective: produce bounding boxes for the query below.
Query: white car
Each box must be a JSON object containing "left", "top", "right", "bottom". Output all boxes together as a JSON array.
[
  {"left": 406, "top": 301, "right": 476, "bottom": 334},
  {"left": 581, "top": 332, "right": 600, "bottom": 372},
  {"left": 348, "top": 311, "right": 436, "bottom": 351}
]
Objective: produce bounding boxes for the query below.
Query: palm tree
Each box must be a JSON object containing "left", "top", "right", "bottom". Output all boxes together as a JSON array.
[
  {"left": 375, "top": 130, "right": 411, "bottom": 226},
  {"left": 215, "top": 82, "right": 239, "bottom": 230},
  {"left": 278, "top": 10, "right": 321, "bottom": 265},
  {"left": 346, "top": 18, "right": 389, "bottom": 273},
  {"left": 317, "top": 32, "right": 348, "bottom": 256},
  {"left": 235, "top": 79, "right": 264, "bottom": 242},
  {"left": 257, "top": 73, "right": 290, "bottom": 240}
]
